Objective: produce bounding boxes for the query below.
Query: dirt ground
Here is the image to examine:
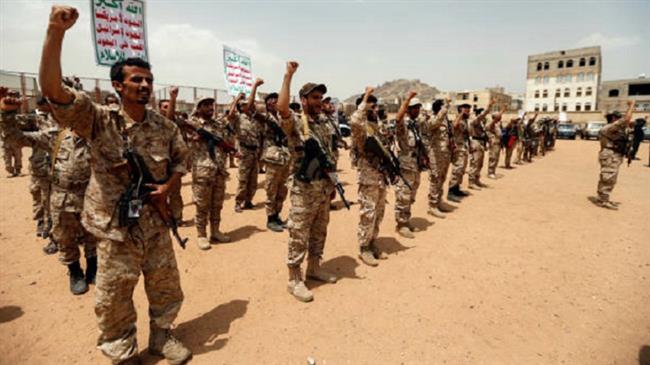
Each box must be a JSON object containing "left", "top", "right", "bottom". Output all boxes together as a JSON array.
[{"left": 1, "top": 139, "right": 649, "bottom": 365}]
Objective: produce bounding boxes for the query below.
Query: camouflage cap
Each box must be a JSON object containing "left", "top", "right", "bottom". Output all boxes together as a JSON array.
[
  {"left": 299, "top": 83, "right": 327, "bottom": 98},
  {"left": 408, "top": 97, "right": 422, "bottom": 108}
]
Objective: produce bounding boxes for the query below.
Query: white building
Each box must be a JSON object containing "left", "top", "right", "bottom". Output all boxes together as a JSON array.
[{"left": 524, "top": 46, "right": 602, "bottom": 112}]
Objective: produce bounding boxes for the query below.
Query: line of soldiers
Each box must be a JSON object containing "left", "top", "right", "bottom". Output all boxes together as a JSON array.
[{"left": 0, "top": 5, "right": 638, "bottom": 365}]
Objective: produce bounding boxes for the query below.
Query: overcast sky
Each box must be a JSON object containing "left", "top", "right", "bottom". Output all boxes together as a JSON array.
[{"left": 1, "top": 0, "right": 649, "bottom": 100}]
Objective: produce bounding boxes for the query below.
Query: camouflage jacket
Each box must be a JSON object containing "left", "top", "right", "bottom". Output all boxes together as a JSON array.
[
  {"left": 259, "top": 111, "right": 290, "bottom": 166},
  {"left": 350, "top": 101, "right": 392, "bottom": 186},
  {"left": 280, "top": 110, "right": 335, "bottom": 177},
  {"left": 187, "top": 115, "right": 228, "bottom": 177},
  {"left": 396, "top": 115, "right": 426, "bottom": 172}
]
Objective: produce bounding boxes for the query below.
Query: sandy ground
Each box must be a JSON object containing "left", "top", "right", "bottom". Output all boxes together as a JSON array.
[{"left": 0, "top": 139, "right": 649, "bottom": 365}]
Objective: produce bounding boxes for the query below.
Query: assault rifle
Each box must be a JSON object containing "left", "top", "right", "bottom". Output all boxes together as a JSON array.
[
  {"left": 179, "top": 122, "right": 238, "bottom": 160},
  {"left": 117, "top": 147, "right": 188, "bottom": 249},
  {"left": 295, "top": 137, "right": 350, "bottom": 209},
  {"left": 407, "top": 119, "right": 430, "bottom": 170},
  {"left": 254, "top": 113, "right": 287, "bottom": 147},
  {"left": 364, "top": 135, "right": 412, "bottom": 190}
]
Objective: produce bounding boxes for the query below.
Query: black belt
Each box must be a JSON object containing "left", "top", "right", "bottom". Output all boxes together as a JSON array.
[{"left": 240, "top": 143, "right": 258, "bottom": 150}]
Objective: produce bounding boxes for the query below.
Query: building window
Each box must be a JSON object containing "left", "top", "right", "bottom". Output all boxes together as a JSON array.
[
  {"left": 589, "top": 57, "right": 596, "bottom": 66},
  {"left": 534, "top": 104, "right": 540, "bottom": 112},
  {"left": 534, "top": 90, "right": 540, "bottom": 98},
  {"left": 565, "top": 75, "right": 572, "bottom": 83},
  {"left": 629, "top": 83, "right": 650, "bottom": 96},
  {"left": 566, "top": 59, "right": 574, "bottom": 68},
  {"left": 564, "top": 88, "right": 570, "bottom": 97},
  {"left": 585, "top": 102, "right": 592, "bottom": 111},
  {"left": 536, "top": 62, "right": 542, "bottom": 71},
  {"left": 576, "top": 103, "right": 581, "bottom": 111},
  {"left": 553, "top": 103, "right": 559, "bottom": 111},
  {"left": 542, "top": 104, "right": 548, "bottom": 112},
  {"left": 608, "top": 89, "right": 619, "bottom": 97},
  {"left": 543, "top": 62, "right": 549, "bottom": 70},
  {"left": 579, "top": 58, "right": 586, "bottom": 67},
  {"left": 555, "top": 89, "right": 561, "bottom": 97},
  {"left": 558, "top": 60, "right": 564, "bottom": 68},
  {"left": 543, "top": 76, "right": 550, "bottom": 84},
  {"left": 561, "top": 103, "right": 568, "bottom": 111},
  {"left": 542, "top": 89, "right": 548, "bottom": 98},
  {"left": 586, "top": 72, "right": 594, "bottom": 81},
  {"left": 576, "top": 87, "right": 582, "bottom": 97},
  {"left": 473, "top": 95, "right": 478, "bottom": 102},
  {"left": 586, "top": 87, "right": 592, "bottom": 96},
  {"left": 577, "top": 73, "right": 584, "bottom": 82},
  {"left": 535, "top": 76, "right": 541, "bottom": 84}
]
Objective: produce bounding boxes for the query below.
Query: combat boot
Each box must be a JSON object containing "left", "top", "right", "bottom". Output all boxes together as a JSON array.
[
  {"left": 427, "top": 207, "right": 446, "bottom": 219},
  {"left": 197, "top": 237, "right": 211, "bottom": 250},
  {"left": 209, "top": 226, "right": 231, "bottom": 243},
  {"left": 358, "top": 248, "right": 379, "bottom": 267},
  {"left": 67, "top": 261, "right": 88, "bottom": 295},
  {"left": 468, "top": 182, "right": 481, "bottom": 190},
  {"left": 447, "top": 187, "right": 462, "bottom": 203},
  {"left": 114, "top": 356, "right": 141, "bottom": 365},
  {"left": 148, "top": 322, "right": 192, "bottom": 365},
  {"left": 42, "top": 239, "right": 58, "bottom": 255},
  {"left": 369, "top": 241, "right": 388, "bottom": 260},
  {"left": 438, "top": 201, "right": 456, "bottom": 213},
  {"left": 287, "top": 266, "right": 313, "bottom": 302},
  {"left": 86, "top": 256, "right": 97, "bottom": 285},
  {"left": 488, "top": 173, "right": 497, "bottom": 179},
  {"left": 274, "top": 214, "right": 288, "bottom": 228},
  {"left": 306, "top": 257, "right": 338, "bottom": 283},
  {"left": 266, "top": 216, "right": 284, "bottom": 232},
  {"left": 456, "top": 186, "right": 471, "bottom": 197},
  {"left": 600, "top": 200, "right": 618, "bottom": 210},
  {"left": 477, "top": 181, "right": 489, "bottom": 188},
  {"left": 42, "top": 218, "right": 52, "bottom": 239},
  {"left": 396, "top": 223, "right": 414, "bottom": 239},
  {"left": 243, "top": 201, "right": 254, "bottom": 210}
]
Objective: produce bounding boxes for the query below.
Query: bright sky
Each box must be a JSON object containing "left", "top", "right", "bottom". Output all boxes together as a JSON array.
[{"left": 1, "top": 0, "right": 649, "bottom": 100}]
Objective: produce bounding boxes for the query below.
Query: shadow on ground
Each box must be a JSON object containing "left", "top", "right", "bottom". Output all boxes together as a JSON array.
[{"left": 0, "top": 305, "right": 23, "bottom": 324}]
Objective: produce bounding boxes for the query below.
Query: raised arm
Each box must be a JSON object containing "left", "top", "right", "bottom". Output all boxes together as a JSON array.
[
  {"left": 246, "top": 78, "right": 264, "bottom": 116},
  {"left": 351, "top": 87, "right": 374, "bottom": 130},
  {"left": 39, "top": 6, "right": 78, "bottom": 104},
  {"left": 278, "top": 61, "right": 298, "bottom": 119},
  {"left": 167, "top": 86, "right": 178, "bottom": 121},
  {"left": 475, "top": 98, "right": 495, "bottom": 124},
  {"left": 431, "top": 97, "right": 451, "bottom": 127},
  {"left": 623, "top": 100, "right": 636, "bottom": 124},
  {"left": 396, "top": 91, "right": 417, "bottom": 125},
  {"left": 226, "top": 92, "right": 245, "bottom": 122}
]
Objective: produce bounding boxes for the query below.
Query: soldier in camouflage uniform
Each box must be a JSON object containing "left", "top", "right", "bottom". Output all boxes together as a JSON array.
[
  {"left": 41, "top": 7, "right": 191, "bottom": 364},
  {"left": 486, "top": 106, "right": 506, "bottom": 179},
  {"left": 502, "top": 117, "right": 520, "bottom": 169},
  {"left": 393, "top": 93, "right": 425, "bottom": 239},
  {"left": 447, "top": 104, "right": 475, "bottom": 202},
  {"left": 188, "top": 96, "right": 232, "bottom": 250},
  {"left": 159, "top": 86, "right": 185, "bottom": 224},
  {"left": 30, "top": 99, "right": 54, "bottom": 241},
  {"left": 231, "top": 79, "right": 264, "bottom": 212},
  {"left": 467, "top": 100, "right": 495, "bottom": 190},
  {"left": 278, "top": 61, "right": 338, "bottom": 302},
  {"left": 595, "top": 101, "right": 636, "bottom": 210},
  {"left": 424, "top": 98, "right": 455, "bottom": 219},
  {"left": 255, "top": 91, "right": 291, "bottom": 232},
  {"left": 350, "top": 87, "right": 391, "bottom": 266},
  {"left": 0, "top": 89, "right": 23, "bottom": 177}
]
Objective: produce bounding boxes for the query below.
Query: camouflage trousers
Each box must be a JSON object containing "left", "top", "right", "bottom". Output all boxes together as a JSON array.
[
  {"left": 192, "top": 168, "right": 227, "bottom": 237},
  {"left": 358, "top": 182, "right": 387, "bottom": 248},
  {"left": 95, "top": 227, "right": 183, "bottom": 363},
  {"left": 468, "top": 140, "right": 486, "bottom": 184},
  {"left": 264, "top": 162, "right": 290, "bottom": 217},
  {"left": 52, "top": 210, "right": 97, "bottom": 265},
  {"left": 487, "top": 142, "right": 501, "bottom": 175},
  {"left": 523, "top": 140, "right": 534, "bottom": 162},
  {"left": 427, "top": 148, "right": 450, "bottom": 209},
  {"left": 516, "top": 140, "right": 524, "bottom": 163},
  {"left": 287, "top": 178, "right": 333, "bottom": 267},
  {"left": 30, "top": 175, "right": 50, "bottom": 222},
  {"left": 394, "top": 169, "right": 421, "bottom": 225},
  {"left": 597, "top": 148, "right": 623, "bottom": 202},
  {"left": 448, "top": 147, "right": 468, "bottom": 188},
  {"left": 505, "top": 146, "right": 515, "bottom": 168},
  {"left": 168, "top": 180, "right": 183, "bottom": 222},
  {"left": 235, "top": 150, "right": 258, "bottom": 205},
  {"left": 2, "top": 142, "right": 22, "bottom": 174}
]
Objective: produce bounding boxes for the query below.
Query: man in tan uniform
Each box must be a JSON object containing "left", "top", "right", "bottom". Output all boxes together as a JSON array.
[
  {"left": 424, "top": 98, "right": 455, "bottom": 219},
  {"left": 188, "top": 96, "right": 232, "bottom": 250},
  {"left": 255, "top": 92, "right": 291, "bottom": 232},
  {"left": 231, "top": 79, "right": 264, "bottom": 212},
  {"left": 394, "top": 92, "right": 425, "bottom": 239},
  {"left": 595, "top": 101, "right": 636, "bottom": 210},
  {"left": 350, "top": 87, "right": 391, "bottom": 266},
  {"left": 40, "top": 6, "right": 191, "bottom": 364},
  {"left": 486, "top": 106, "right": 506, "bottom": 179},
  {"left": 278, "top": 61, "right": 338, "bottom": 302},
  {"left": 0, "top": 89, "right": 23, "bottom": 177},
  {"left": 447, "top": 104, "right": 476, "bottom": 202},
  {"left": 467, "top": 100, "right": 495, "bottom": 190},
  {"left": 159, "top": 86, "right": 185, "bottom": 224}
]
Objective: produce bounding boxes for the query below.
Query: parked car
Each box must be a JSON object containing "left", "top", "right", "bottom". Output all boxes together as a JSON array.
[
  {"left": 575, "top": 122, "right": 586, "bottom": 139},
  {"left": 643, "top": 126, "right": 650, "bottom": 141},
  {"left": 557, "top": 123, "right": 577, "bottom": 139},
  {"left": 583, "top": 121, "right": 606, "bottom": 140}
]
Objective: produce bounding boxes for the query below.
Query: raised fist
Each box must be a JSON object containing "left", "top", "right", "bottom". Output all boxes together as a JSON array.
[
  {"left": 286, "top": 61, "right": 299, "bottom": 75},
  {"left": 254, "top": 78, "right": 264, "bottom": 87},
  {"left": 407, "top": 91, "right": 417, "bottom": 99},
  {"left": 169, "top": 86, "right": 179, "bottom": 99},
  {"left": 48, "top": 5, "right": 78, "bottom": 31},
  {"left": 627, "top": 100, "right": 636, "bottom": 107},
  {"left": 236, "top": 92, "right": 246, "bottom": 101},
  {"left": 365, "top": 87, "right": 375, "bottom": 95},
  {"left": 0, "top": 88, "right": 22, "bottom": 112}
]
